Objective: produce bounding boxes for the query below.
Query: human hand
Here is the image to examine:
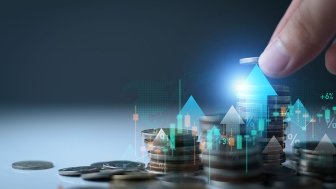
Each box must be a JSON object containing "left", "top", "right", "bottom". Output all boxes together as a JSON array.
[{"left": 259, "top": 0, "right": 336, "bottom": 77}]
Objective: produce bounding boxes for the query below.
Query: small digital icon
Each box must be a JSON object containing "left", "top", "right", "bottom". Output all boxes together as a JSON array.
[
  {"left": 320, "top": 92, "right": 334, "bottom": 100},
  {"left": 287, "top": 133, "right": 300, "bottom": 146},
  {"left": 327, "top": 117, "right": 336, "bottom": 129}
]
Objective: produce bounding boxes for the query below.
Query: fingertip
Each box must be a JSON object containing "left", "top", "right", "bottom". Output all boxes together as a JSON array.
[{"left": 259, "top": 39, "right": 291, "bottom": 78}]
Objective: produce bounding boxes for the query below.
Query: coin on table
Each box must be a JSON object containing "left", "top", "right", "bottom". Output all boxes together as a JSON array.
[
  {"left": 81, "top": 172, "right": 111, "bottom": 181},
  {"left": 99, "top": 168, "right": 126, "bottom": 175},
  {"left": 81, "top": 168, "right": 125, "bottom": 182},
  {"left": 59, "top": 166, "right": 100, "bottom": 176},
  {"left": 90, "top": 161, "right": 112, "bottom": 169},
  {"left": 12, "top": 160, "right": 54, "bottom": 170},
  {"left": 100, "top": 161, "right": 145, "bottom": 171},
  {"left": 112, "top": 172, "right": 156, "bottom": 180}
]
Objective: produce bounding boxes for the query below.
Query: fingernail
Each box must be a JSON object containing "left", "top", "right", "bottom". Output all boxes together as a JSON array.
[{"left": 259, "top": 39, "right": 290, "bottom": 76}]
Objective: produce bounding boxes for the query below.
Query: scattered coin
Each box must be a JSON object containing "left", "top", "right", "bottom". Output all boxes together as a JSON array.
[
  {"left": 81, "top": 168, "right": 125, "bottom": 181},
  {"left": 81, "top": 172, "right": 111, "bottom": 181},
  {"left": 90, "top": 161, "right": 111, "bottom": 169},
  {"left": 97, "top": 160, "right": 145, "bottom": 171},
  {"left": 99, "top": 168, "right": 125, "bottom": 175},
  {"left": 12, "top": 160, "right": 54, "bottom": 170},
  {"left": 59, "top": 166, "right": 100, "bottom": 176}
]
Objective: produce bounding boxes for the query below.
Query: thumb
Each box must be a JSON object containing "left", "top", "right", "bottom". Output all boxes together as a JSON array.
[{"left": 259, "top": 0, "right": 336, "bottom": 77}]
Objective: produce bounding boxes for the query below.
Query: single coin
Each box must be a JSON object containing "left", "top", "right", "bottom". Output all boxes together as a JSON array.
[
  {"left": 90, "top": 161, "right": 111, "bottom": 169},
  {"left": 12, "top": 160, "right": 54, "bottom": 170},
  {"left": 81, "top": 169, "right": 126, "bottom": 181},
  {"left": 149, "top": 160, "right": 201, "bottom": 168},
  {"left": 149, "top": 148, "right": 200, "bottom": 156},
  {"left": 239, "top": 57, "right": 259, "bottom": 64},
  {"left": 81, "top": 172, "right": 111, "bottom": 181},
  {"left": 59, "top": 166, "right": 100, "bottom": 176},
  {"left": 147, "top": 162, "right": 201, "bottom": 172},
  {"left": 150, "top": 145, "right": 200, "bottom": 154},
  {"left": 99, "top": 168, "right": 125, "bottom": 175},
  {"left": 97, "top": 161, "right": 145, "bottom": 170}
]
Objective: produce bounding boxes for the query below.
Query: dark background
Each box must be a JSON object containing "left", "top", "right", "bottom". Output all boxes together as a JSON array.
[{"left": 0, "top": 0, "right": 334, "bottom": 111}]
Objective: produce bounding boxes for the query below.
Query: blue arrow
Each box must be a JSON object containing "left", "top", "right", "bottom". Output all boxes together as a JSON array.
[{"left": 237, "top": 65, "right": 277, "bottom": 121}]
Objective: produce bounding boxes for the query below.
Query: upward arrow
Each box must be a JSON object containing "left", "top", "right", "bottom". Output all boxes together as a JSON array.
[
  {"left": 314, "top": 134, "right": 336, "bottom": 154},
  {"left": 286, "top": 99, "right": 311, "bottom": 131},
  {"left": 238, "top": 65, "right": 277, "bottom": 120},
  {"left": 243, "top": 65, "right": 277, "bottom": 97},
  {"left": 221, "top": 106, "right": 244, "bottom": 135},
  {"left": 153, "top": 129, "right": 171, "bottom": 148},
  {"left": 179, "top": 95, "right": 204, "bottom": 125},
  {"left": 262, "top": 136, "right": 282, "bottom": 154}
]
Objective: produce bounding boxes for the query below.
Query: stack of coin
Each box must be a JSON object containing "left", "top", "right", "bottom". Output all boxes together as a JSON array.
[
  {"left": 261, "top": 85, "right": 291, "bottom": 166},
  {"left": 237, "top": 85, "right": 290, "bottom": 167},
  {"left": 199, "top": 114, "right": 264, "bottom": 184},
  {"left": 293, "top": 141, "right": 336, "bottom": 182},
  {"left": 266, "top": 85, "right": 290, "bottom": 146},
  {"left": 202, "top": 144, "right": 263, "bottom": 184},
  {"left": 260, "top": 136, "right": 285, "bottom": 170},
  {"left": 141, "top": 128, "right": 202, "bottom": 175}
]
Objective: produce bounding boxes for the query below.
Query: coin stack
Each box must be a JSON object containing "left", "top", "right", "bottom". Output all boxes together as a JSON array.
[
  {"left": 260, "top": 85, "right": 291, "bottom": 167},
  {"left": 141, "top": 128, "right": 202, "bottom": 175},
  {"left": 199, "top": 115, "right": 263, "bottom": 184},
  {"left": 293, "top": 141, "right": 336, "bottom": 182},
  {"left": 202, "top": 144, "right": 263, "bottom": 184},
  {"left": 237, "top": 85, "right": 290, "bottom": 168}
]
